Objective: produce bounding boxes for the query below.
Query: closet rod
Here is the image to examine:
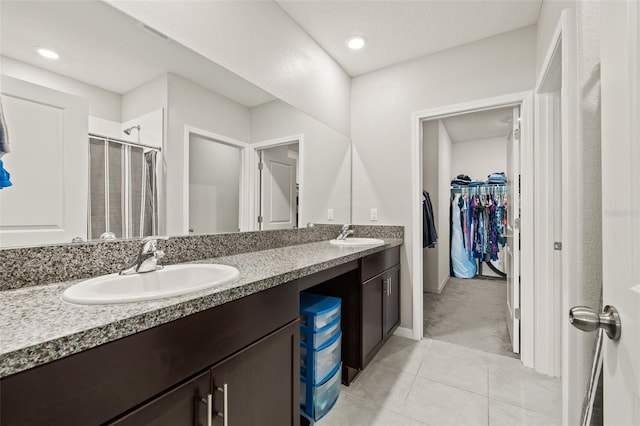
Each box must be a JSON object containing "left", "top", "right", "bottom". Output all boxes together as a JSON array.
[{"left": 89, "top": 133, "right": 162, "bottom": 152}]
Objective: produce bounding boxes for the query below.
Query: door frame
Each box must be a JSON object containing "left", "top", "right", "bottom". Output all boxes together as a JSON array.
[
  {"left": 410, "top": 91, "right": 535, "bottom": 368},
  {"left": 534, "top": 10, "right": 578, "bottom": 425},
  {"left": 182, "top": 125, "right": 251, "bottom": 234},
  {"left": 533, "top": 10, "right": 569, "bottom": 379},
  {"left": 250, "top": 134, "right": 304, "bottom": 231}
]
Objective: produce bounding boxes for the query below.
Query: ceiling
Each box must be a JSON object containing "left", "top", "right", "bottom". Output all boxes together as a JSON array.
[
  {"left": 0, "top": 1, "right": 274, "bottom": 107},
  {"left": 277, "top": 0, "right": 542, "bottom": 76},
  {"left": 1, "top": 1, "right": 542, "bottom": 104},
  {"left": 441, "top": 107, "right": 514, "bottom": 143}
]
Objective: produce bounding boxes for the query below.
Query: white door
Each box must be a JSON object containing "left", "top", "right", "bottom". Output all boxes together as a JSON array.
[
  {"left": 506, "top": 106, "right": 521, "bottom": 354},
  {"left": 259, "top": 146, "right": 297, "bottom": 230},
  {"left": 0, "top": 76, "right": 88, "bottom": 246},
  {"left": 599, "top": 1, "right": 640, "bottom": 423}
]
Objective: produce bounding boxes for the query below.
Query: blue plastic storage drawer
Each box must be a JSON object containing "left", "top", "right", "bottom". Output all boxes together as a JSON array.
[
  {"left": 300, "top": 331, "right": 341, "bottom": 385},
  {"left": 300, "top": 362, "right": 341, "bottom": 421},
  {"left": 300, "top": 293, "right": 341, "bottom": 331},
  {"left": 300, "top": 316, "right": 340, "bottom": 349}
]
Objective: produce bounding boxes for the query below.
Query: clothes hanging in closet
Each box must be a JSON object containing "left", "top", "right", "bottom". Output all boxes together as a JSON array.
[
  {"left": 450, "top": 187, "right": 507, "bottom": 278},
  {"left": 450, "top": 193, "right": 477, "bottom": 278},
  {"left": 422, "top": 190, "right": 437, "bottom": 248}
]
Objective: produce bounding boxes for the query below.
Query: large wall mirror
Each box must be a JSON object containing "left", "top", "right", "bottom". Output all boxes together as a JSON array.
[{"left": 0, "top": 0, "right": 351, "bottom": 248}]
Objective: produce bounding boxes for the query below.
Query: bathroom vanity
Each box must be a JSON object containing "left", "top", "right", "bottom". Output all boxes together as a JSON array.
[{"left": 0, "top": 231, "right": 402, "bottom": 426}]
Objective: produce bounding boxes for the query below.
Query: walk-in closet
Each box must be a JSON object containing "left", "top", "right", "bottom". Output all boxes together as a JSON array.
[{"left": 421, "top": 106, "right": 521, "bottom": 359}]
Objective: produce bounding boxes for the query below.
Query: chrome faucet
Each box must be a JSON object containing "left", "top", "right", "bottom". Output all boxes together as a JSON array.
[
  {"left": 336, "top": 224, "right": 355, "bottom": 240},
  {"left": 120, "top": 236, "right": 168, "bottom": 275}
]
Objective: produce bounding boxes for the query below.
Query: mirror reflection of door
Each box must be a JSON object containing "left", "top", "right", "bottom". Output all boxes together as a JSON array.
[
  {"left": 258, "top": 144, "right": 299, "bottom": 230},
  {"left": 188, "top": 134, "right": 242, "bottom": 235}
]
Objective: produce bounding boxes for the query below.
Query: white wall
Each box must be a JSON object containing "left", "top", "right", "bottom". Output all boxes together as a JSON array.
[
  {"left": 451, "top": 136, "right": 507, "bottom": 181},
  {"left": 1, "top": 55, "right": 121, "bottom": 121},
  {"left": 437, "top": 121, "right": 453, "bottom": 292},
  {"left": 107, "top": 1, "right": 351, "bottom": 137},
  {"left": 421, "top": 119, "right": 453, "bottom": 294},
  {"left": 250, "top": 100, "right": 351, "bottom": 226},
  {"left": 189, "top": 135, "right": 241, "bottom": 234},
  {"left": 165, "top": 73, "right": 250, "bottom": 236},
  {"left": 351, "top": 25, "right": 536, "bottom": 329},
  {"left": 422, "top": 121, "right": 439, "bottom": 292},
  {"left": 122, "top": 74, "right": 167, "bottom": 123},
  {"left": 536, "top": 2, "right": 602, "bottom": 424}
]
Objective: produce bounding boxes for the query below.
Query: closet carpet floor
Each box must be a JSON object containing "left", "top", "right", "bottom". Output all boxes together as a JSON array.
[{"left": 423, "top": 277, "right": 518, "bottom": 359}]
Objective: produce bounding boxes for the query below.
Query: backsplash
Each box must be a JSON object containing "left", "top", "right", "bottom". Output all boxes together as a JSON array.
[{"left": 0, "top": 225, "right": 403, "bottom": 290}]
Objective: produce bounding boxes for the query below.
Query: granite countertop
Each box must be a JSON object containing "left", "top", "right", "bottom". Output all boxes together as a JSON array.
[{"left": 0, "top": 238, "right": 402, "bottom": 378}]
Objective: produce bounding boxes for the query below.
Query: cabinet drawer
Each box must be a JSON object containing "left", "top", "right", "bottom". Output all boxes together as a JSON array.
[
  {"left": 300, "top": 316, "right": 340, "bottom": 349},
  {"left": 300, "top": 362, "right": 341, "bottom": 421},
  {"left": 300, "top": 332, "right": 342, "bottom": 384},
  {"left": 360, "top": 246, "right": 400, "bottom": 282}
]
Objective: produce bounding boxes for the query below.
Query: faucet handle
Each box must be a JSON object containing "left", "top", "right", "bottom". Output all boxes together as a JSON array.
[{"left": 341, "top": 224, "right": 351, "bottom": 231}]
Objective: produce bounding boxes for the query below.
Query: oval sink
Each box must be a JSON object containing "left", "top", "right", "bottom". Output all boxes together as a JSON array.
[
  {"left": 62, "top": 264, "right": 240, "bottom": 305},
  {"left": 329, "top": 238, "right": 385, "bottom": 247}
]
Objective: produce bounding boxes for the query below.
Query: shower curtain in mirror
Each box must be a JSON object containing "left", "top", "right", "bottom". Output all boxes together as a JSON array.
[{"left": 88, "top": 136, "right": 158, "bottom": 240}]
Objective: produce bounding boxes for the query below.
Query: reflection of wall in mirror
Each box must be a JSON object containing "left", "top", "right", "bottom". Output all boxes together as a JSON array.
[
  {"left": 188, "top": 134, "right": 241, "bottom": 235},
  {"left": 0, "top": 58, "right": 351, "bottom": 245},
  {"left": 0, "top": 57, "right": 165, "bottom": 246},
  {"left": 166, "top": 73, "right": 250, "bottom": 236},
  {"left": 250, "top": 100, "right": 351, "bottom": 226}
]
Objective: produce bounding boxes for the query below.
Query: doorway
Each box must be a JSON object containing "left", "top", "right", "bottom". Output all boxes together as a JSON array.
[
  {"left": 421, "top": 105, "right": 520, "bottom": 359},
  {"left": 187, "top": 133, "right": 244, "bottom": 235},
  {"left": 256, "top": 141, "right": 300, "bottom": 230},
  {"left": 411, "top": 91, "right": 536, "bottom": 367}
]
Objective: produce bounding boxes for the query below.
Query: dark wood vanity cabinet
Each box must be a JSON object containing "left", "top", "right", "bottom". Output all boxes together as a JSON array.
[
  {"left": 1, "top": 281, "right": 300, "bottom": 426},
  {"left": 1, "top": 244, "right": 402, "bottom": 425},
  {"left": 111, "top": 370, "right": 211, "bottom": 426},
  {"left": 113, "top": 321, "right": 299, "bottom": 426},
  {"left": 361, "top": 247, "right": 401, "bottom": 367},
  {"left": 301, "top": 246, "right": 401, "bottom": 384}
]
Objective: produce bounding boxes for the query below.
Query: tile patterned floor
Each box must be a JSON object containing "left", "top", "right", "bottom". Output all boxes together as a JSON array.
[{"left": 319, "top": 336, "right": 561, "bottom": 426}]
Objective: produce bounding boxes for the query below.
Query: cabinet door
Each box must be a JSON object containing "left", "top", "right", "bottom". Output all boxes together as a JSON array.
[
  {"left": 210, "top": 321, "right": 299, "bottom": 426},
  {"left": 111, "top": 371, "right": 210, "bottom": 426},
  {"left": 384, "top": 266, "right": 400, "bottom": 336},
  {"left": 362, "top": 275, "right": 384, "bottom": 366}
]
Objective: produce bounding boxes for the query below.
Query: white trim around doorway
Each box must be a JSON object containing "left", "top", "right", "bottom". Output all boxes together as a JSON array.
[
  {"left": 251, "top": 134, "right": 305, "bottom": 231},
  {"left": 182, "top": 126, "right": 251, "bottom": 235},
  {"left": 411, "top": 91, "right": 535, "bottom": 368}
]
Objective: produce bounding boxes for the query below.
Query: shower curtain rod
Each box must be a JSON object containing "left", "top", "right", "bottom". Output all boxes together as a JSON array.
[{"left": 89, "top": 133, "right": 162, "bottom": 152}]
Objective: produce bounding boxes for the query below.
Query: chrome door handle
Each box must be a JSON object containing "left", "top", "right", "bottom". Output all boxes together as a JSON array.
[{"left": 569, "top": 305, "right": 621, "bottom": 341}]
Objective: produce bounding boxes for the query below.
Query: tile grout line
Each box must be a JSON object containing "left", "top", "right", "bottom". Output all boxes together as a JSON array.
[{"left": 487, "top": 360, "right": 491, "bottom": 425}]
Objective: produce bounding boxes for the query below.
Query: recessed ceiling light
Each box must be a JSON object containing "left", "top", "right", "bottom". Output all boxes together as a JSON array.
[
  {"left": 37, "top": 48, "right": 59, "bottom": 60},
  {"left": 346, "top": 36, "right": 366, "bottom": 50}
]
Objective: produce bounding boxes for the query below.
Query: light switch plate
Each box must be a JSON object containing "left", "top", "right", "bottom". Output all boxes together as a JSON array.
[
  {"left": 370, "top": 208, "right": 378, "bottom": 221},
  {"left": 327, "top": 209, "right": 334, "bottom": 220}
]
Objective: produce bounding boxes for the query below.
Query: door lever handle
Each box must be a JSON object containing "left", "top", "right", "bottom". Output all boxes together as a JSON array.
[{"left": 569, "top": 305, "right": 621, "bottom": 341}]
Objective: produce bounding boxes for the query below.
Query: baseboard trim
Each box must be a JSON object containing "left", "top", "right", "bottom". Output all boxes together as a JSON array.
[
  {"left": 437, "top": 275, "right": 450, "bottom": 293},
  {"left": 394, "top": 326, "right": 415, "bottom": 340}
]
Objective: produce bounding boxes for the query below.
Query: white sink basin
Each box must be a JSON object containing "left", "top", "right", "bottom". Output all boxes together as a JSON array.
[
  {"left": 329, "top": 238, "right": 385, "bottom": 247},
  {"left": 62, "top": 264, "right": 240, "bottom": 305}
]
